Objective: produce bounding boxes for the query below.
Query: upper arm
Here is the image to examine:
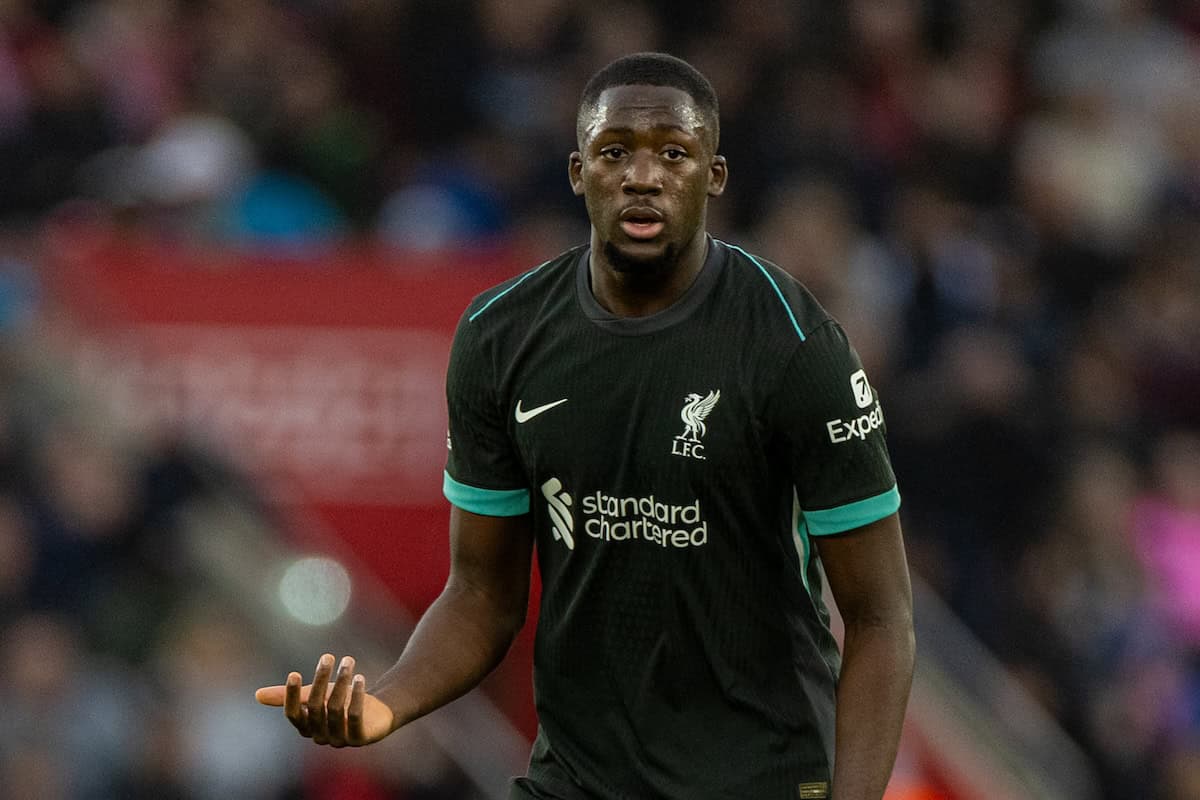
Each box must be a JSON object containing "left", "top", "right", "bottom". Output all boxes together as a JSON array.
[
  {"left": 443, "top": 309, "right": 535, "bottom": 628},
  {"left": 815, "top": 512, "right": 912, "bottom": 628},
  {"left": 444, "top": 309, "right": 528, "bottom": 505},
  {"left": 447, "top": 505, "right": 535, "bottom": 632},
  {"left": 770, "top": 321, "right": 904, "bottom": 609},
  {"left": 769, "top": 321, "right": 898, "bottom": 522}
]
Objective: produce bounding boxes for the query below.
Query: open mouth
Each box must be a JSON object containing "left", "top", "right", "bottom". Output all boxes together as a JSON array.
[{"left": 619, "top": 207, "right": 665, "bottom": 240}]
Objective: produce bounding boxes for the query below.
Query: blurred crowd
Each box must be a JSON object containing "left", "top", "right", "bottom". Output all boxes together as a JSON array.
[
  {"left": 3, "top": 0, "right": 1200, "bottom": 798},
  {"left": 0, "top": 336, "right": 478, "bottom": 798},
  {"left": 0, "top": 323, "right": 303, "bottom": 798}
]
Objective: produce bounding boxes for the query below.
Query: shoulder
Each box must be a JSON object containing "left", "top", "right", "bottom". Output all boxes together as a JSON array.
[
  {"left": 460, "top": 245, "right": 584, "bottom": 329},
  {"left": 713, "top": 239, "right": 833, "bottom": 344}
]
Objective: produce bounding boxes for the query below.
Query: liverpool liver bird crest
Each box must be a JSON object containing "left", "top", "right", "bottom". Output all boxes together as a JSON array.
[{"left": 679, "top": 390, "right": 720, "bottom": 442}]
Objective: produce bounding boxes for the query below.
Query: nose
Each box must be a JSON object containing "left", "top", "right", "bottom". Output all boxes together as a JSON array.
[{"left": 622, "top": 151, "right": 663, "bottom": 195}]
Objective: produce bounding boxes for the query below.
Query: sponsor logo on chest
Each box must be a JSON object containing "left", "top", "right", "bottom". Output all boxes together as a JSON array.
[{"left": 540, "top": 476, "right": 709, "bottom": 550}]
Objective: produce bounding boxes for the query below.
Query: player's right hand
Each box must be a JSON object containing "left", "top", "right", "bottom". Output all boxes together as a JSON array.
[{"left": 255, "top": 654, "right": 396, "bottom": 746}]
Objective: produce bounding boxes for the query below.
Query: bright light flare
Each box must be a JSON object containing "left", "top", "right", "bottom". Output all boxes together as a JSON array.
[{"left": 278, "top": 556, "right": 352, "bottom": 626}]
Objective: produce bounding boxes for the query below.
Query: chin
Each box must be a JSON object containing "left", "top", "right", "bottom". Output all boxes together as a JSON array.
[{"left": 603, "top": 240, "right": 678, "bottom": 275}]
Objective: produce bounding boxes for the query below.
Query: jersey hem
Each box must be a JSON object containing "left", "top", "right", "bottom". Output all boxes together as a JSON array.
[
  {"left": 803, "top": 485, "right": 900, "bottom": 535},
  {"left": 443, "top": 471, "right": 531, "bottom": 516}
]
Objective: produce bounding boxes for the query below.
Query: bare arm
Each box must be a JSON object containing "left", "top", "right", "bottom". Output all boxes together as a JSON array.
[
  {"left": 371, "top": 505, "right": 534, "bottom": 725},
  {"left": 256, "top": 505, "right": 534, "bottom": 746},
  {"left": 816, "top": 512, "right": 915, "bottom": 800}
]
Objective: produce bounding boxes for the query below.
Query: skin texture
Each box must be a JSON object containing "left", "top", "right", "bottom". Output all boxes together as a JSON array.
[
  {"left": 817, "top": 512, "right": 915, "bottom": 800},
  {"left": 569, "top": 84, "right": 727, "bottom": 317},
  {"left": 258, "top": 81, "right": 915, "bottom": 800}
]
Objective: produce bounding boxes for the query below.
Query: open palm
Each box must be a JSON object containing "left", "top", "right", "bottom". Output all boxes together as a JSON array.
[{"left": 255, "top": 654, "right": 395, "bottom": 746}]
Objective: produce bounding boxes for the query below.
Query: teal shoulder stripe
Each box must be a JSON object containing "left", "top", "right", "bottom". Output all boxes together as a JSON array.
[
  {"left": 467, "top": 259, "right": 552, "bottom": 322},
  {"left": 803, "top": 485, "right": 900, "bottom": 536},
  {"left": 723, "top": 241, "right": 806, "bottom": 341},
  {"left": 443, "top": 472, "right": 530, "bottom": 516}
]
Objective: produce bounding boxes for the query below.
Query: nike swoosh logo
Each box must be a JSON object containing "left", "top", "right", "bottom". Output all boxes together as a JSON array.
[{"left": 515, "top": 398, "right": 568, "bottom": 423}]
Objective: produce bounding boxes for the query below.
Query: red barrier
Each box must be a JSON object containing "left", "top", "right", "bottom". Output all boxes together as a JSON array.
[{"left": 43, "top": 225, "right": 542, "bottom": 737}]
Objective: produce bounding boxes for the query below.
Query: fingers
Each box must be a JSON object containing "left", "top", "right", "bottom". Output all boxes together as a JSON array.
[
  {"left": 284, "top": 671, "right": 308, "bottom": 736},
  {"left": 324, "top": 656, "right": 356, "bottom": 747},
  {"left": 347, "top": 674, "right": 366, "bottom": 743},
  {"left": 262, "top": 655, "right": 370, "bottom": 747},
  {"left": 306, "top": 654, "right": 335, "bottom": 744}
]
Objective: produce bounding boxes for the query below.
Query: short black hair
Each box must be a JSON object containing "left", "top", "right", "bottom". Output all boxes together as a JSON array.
[{"left": 577, "top": 52, "right": 720, "bottom": 150}]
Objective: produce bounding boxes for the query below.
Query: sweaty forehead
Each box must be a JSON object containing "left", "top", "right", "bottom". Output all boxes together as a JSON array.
[{"left": 582, "top": 84, "right": 709, "bottom": 143}]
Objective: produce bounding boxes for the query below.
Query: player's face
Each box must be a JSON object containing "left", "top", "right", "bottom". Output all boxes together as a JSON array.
[{"left": 569, "top": 85, "right": 727, "bottom": 274}]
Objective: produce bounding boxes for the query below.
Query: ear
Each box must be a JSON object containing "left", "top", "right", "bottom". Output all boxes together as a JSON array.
[
  {"left": 707, "top": 155, "right": 728, "bottom": 198},
  {"left": 568, "top": 152, "right": 584, "bottom": 196}
]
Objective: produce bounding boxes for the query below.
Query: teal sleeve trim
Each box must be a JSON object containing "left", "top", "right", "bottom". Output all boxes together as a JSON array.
[
  {"left": 803, "top": 485, "right": 900, "bottom": 536},
  {"left": 443, "top": 472, "right": 530, "bottom": 516}
]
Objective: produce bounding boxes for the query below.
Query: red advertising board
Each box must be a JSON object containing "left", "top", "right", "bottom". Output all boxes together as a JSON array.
[
  {"left": 71, "top": 323, "right": 453, "bottom": 505},
  {"left": 43, "top": 225, "right": 541, "bottom": 736}
]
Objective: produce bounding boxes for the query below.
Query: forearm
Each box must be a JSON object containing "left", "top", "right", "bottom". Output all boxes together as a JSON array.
[
  {"left": 370, "top": 578, "right": 525, "bottom": 730},
  {"left": 831, "top": 617, "right": 915, "bottom": 800}
]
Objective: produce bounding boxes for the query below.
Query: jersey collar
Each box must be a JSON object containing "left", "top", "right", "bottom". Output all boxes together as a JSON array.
[{"left": 575, "top": 236, "right": 727, "bottom": 335}]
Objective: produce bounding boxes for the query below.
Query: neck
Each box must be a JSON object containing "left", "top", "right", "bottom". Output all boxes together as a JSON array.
[{"left": 588, "top": 229, "right": 709, "bottom": 318}]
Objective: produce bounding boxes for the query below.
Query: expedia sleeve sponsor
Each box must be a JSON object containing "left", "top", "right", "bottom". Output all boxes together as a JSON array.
[
  {"left": 826, "top": 402, "right": 885, "bottom": 444},
  {"left": 768, "top": 321, "right": 898, "bottom": 524}
]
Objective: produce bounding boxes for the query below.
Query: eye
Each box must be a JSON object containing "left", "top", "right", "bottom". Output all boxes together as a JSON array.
[
  {"left": 599, "top": 145, "right": 628, "bottom": 161},
  {"left": 662, "top": 147, "right": 688, "bottom": 161}
]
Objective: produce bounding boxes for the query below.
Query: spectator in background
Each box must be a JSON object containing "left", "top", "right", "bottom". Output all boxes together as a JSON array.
[
  {"left": 0, "top": 492, "right": 35, "bottom": 620},
  {"left": 1135, "top": 432, "right": 1200, "bottom": 648},
  {"left": 751, "top": 176, "right": 908, "bottom": 377}
]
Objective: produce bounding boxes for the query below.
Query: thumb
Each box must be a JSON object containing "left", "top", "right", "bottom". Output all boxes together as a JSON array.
[{"left": 255, "top": 684, "right": 297, "bottom": 706}]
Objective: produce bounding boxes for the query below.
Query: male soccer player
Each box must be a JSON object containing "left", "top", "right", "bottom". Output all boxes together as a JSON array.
[{"left": 257, "top": 52, "right": 915, "bottom": 800}]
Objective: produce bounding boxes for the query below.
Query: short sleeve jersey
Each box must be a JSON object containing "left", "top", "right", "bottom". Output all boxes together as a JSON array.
[{"left": 444, "top": 239, "right": 899, "bottom": 800}]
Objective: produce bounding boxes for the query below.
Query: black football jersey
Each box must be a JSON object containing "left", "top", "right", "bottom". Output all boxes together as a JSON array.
[{"left": 445, "top": 238, "right": 899, "bottom": 799}]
